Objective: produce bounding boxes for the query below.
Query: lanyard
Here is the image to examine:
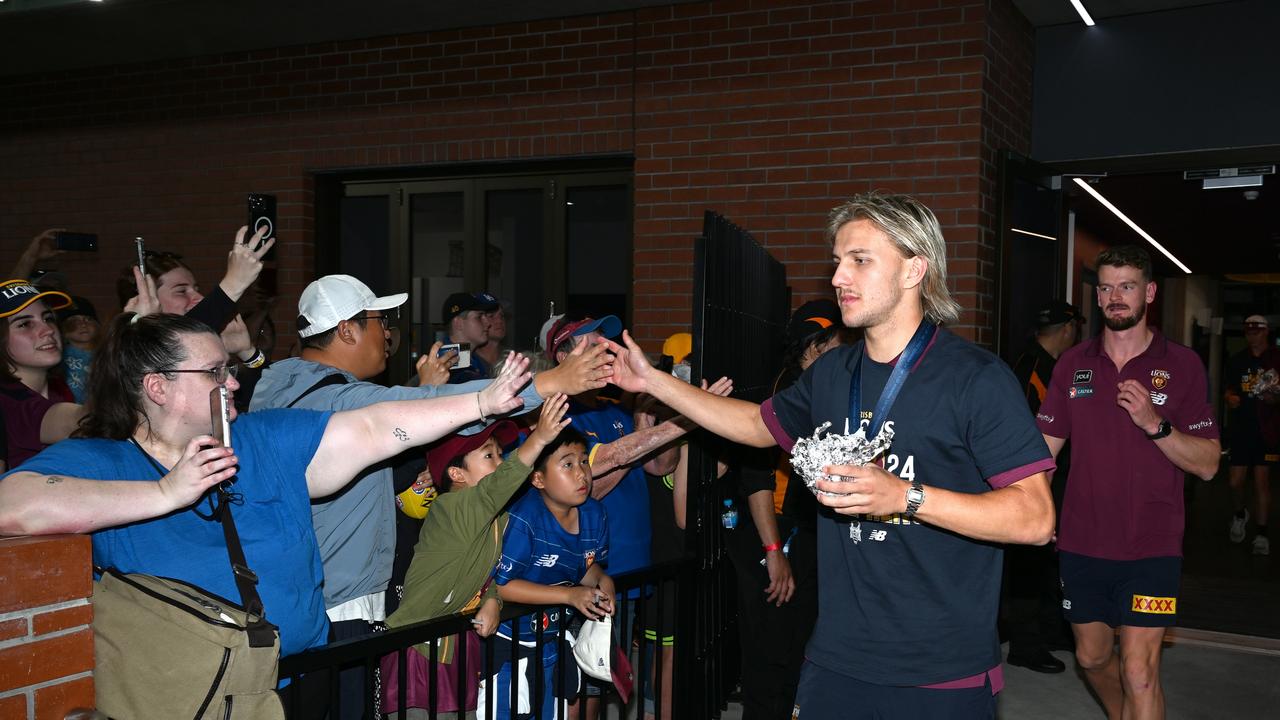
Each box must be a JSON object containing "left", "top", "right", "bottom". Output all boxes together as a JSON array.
[{"left": 849, "top": 320, "right": 937, "bottom": 439}]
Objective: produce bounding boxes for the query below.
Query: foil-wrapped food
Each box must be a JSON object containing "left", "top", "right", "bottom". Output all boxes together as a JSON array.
[{"left": 790, "top": 420, "right": 894, "bottom": 497}]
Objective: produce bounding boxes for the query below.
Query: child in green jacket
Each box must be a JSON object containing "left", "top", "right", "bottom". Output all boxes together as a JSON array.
[{"left": 381, "top": 393, "right": 572, "bottom": 716}]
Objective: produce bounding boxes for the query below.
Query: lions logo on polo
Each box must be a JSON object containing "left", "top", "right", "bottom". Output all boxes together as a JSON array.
[{"left": 1151, "top": 369, "right": 1171, "bottom": 390}]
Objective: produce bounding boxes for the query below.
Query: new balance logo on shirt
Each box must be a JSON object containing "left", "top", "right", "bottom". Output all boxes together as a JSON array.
[{"left": 533, "top": 554, "right": 560, "bottom": 568}]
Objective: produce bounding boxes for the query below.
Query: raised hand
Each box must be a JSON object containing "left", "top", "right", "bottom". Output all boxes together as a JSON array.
[
  {"left": 547, "top": 339, "right": 613, "bottom": 395},
  {"left": 529, "top": 393, "right": 572, "bottom": 446},
  {"left": 220, "top": 225, "right": 275, "bottom": 300},
  {"left": 157, "top": 436, "right": 238, "bottom": 511},
  {"left": 220, "top": 314, "right": 253, "bottom": 357},
  {"left": 123, "top": 266, "right": 161, "bottom": 317},
  {"left": 416, "top": 341, "right": 455, "bottom": 387},
  {"left": 601, "top": 329, "right": 655, "bottom": 393},
  {"left": 477, "top": 351, "right": 531, "bottom": 419}
]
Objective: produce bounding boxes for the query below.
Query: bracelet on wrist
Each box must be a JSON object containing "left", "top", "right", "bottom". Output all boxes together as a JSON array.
[
  {"left": 243, "top": 349, "right": 266, "bottom": 369},
  {"left": 476, "top": 393, "right": 489, "bottom": 423},
  {"left": 762, "top": 542, "right": 782, "bottom": 553}
]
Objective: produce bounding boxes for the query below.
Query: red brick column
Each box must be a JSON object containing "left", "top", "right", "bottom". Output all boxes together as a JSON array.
[{"left": 0, "top": 536, "right": 95, "bottom": 720}]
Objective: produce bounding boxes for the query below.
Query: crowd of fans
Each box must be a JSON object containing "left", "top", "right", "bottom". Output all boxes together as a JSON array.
[{"left": 0, "top": 224, "right": 736, "bottom": 720}]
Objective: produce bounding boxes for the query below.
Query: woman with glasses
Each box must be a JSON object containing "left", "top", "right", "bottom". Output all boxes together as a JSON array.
[
  {"left": 0, "top": 312, "right": 531, "bottom": 691},
  {"left": 0, "top": 280, "right": 86, "bottom": 468}
]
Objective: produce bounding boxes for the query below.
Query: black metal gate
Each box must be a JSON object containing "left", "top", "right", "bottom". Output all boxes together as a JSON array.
[{"left": 677, "top": 211, "right": 788, "bottom": 719}]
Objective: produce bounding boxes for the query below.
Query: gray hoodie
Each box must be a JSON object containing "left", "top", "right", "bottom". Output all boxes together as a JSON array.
[{"left": 250, "top": 357, "right": 543, "bottom": 612}]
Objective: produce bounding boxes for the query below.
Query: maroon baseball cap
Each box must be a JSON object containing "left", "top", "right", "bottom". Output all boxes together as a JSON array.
[{"left": 426, "top": 420, "right": 519, "bottom": 484}]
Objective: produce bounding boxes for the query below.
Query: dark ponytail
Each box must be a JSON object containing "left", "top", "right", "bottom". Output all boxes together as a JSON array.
[{"left": 75, "top": 313, "right": 216, "bottom": 440}]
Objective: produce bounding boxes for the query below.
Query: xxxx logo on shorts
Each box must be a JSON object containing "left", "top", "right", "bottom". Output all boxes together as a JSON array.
[{"left": 1131, "top": 594, "right": 1176, "bottom": 614}]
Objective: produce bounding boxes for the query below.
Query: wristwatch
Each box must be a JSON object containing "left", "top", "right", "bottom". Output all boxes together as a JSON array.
[
  {"left": 905, "top": 480, "right": 925, "bottom": 519},
  {"left": 1146, "top": 418, "right": 1172, "bottom": 440}
]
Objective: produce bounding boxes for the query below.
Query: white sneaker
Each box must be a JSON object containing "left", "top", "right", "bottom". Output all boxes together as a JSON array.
[
  {"left": 1230, "top": 510, "right": 1249, "bottom": 543},
  {"left": 1253, "top": 535, "right": 1270, "bottom": 556}
]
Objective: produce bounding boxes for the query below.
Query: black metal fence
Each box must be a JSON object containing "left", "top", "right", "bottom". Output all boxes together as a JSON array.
[{"left": 280, "top": 560, "right": 694, "bottom": 719}]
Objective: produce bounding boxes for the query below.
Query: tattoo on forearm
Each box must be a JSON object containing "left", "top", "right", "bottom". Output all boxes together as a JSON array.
[
  {"left": 393, "top": 427, "right": 409, "bottom": 442},
  {"left": 46, "top": 475, "right": 64, "bottom": 485}
]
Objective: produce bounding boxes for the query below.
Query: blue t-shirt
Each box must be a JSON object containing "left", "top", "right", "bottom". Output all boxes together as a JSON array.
[
  {"left": 494, "top": 488, "right": 609, "bottom": 640},
  {"left": 762, "top": 329, "right": 1054, "bottom": 686},
  {"left": 567, "top": 398, "right": 650, "bottom": 575},
  {"left": 5, "top": 409, "right": 333, "bottom": 657}
]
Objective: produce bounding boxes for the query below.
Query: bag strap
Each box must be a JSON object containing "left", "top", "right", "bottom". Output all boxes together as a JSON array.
[
  {"left": 285, "top": 373, "right": 348, "bottom": 408},
  {"left": 128, "top": 438, "right": 277, "bottom": 648}
]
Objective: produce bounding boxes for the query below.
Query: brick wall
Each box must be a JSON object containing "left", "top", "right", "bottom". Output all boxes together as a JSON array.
[
  {"left": 0, "top": 536, "right": 95, "bottom": 720},
  {"left": 0, "top": 0, "right": 1034, "bottom": 348}
]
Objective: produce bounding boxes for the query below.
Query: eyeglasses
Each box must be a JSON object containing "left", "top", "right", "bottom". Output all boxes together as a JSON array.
[
  {"left": 350, "top": 313, "right": 401, "bottom": 355},
  {"left": 158, "top": 365, "right": 239, "bottom": 384}
]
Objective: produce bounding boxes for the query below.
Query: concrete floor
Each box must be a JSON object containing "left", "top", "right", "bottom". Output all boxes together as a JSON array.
[{"left": 714, "top": 630, "right": 1280, "bottom": 719}]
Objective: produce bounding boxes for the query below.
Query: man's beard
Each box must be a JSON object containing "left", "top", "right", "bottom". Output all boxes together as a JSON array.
[{"left": 1103, "top": 300, "right": 1146, "bottom": 331}]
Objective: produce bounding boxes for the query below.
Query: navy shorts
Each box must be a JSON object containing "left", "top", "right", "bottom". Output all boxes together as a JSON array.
[
  {"left": 793, "top": 661, "right": 996, "bottom": 720},
  {"left": 1059, "top": 551, "right": 1180, "bottom": 628},
  {"left": 1227, "top": 430, "right": 1279, "bottom": 467}
]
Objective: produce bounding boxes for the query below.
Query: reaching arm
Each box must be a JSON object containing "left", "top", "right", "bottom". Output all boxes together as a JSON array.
[
  {"left": 589, "top": 420, "right": 692, "bottom": 497},
  {"left": 11, "top": 229, "right": 62, "bottom": 280},
  {"left": 672, "top": 443, "right": 689, "bottom": 530},
  {"left": 305, "top": 354, "right": 530, "bottom": 498},
  {"left": 605, "top": 331, "right": 771, "bottom": 447},
  {"left": 814, "top": 466, "right": 1055, "bottom": 546},
  {"left": 0, "top": 437, "right": 237, "bottom": 536}
]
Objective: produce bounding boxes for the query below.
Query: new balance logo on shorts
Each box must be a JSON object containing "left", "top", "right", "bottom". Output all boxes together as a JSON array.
[{"left": 1131, "top": 594, "right": 1176, "bottom": 614}]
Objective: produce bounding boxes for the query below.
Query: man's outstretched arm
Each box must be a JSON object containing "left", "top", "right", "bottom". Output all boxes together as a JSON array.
[{"left": 603, "top": 331, "right": 775, "bottom": 448}]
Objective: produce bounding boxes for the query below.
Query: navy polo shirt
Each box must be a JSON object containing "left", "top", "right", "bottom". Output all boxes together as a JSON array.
[{"left": 761, "top": 329, "right": 1054, "bottom": 686}]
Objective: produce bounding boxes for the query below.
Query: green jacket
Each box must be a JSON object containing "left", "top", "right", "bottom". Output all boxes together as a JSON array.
[{"left": 386, "top": 454, "right": 532, "bottom": 662}]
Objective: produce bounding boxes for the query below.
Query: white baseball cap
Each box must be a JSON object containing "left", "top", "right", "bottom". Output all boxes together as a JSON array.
[{"left": 296, "top": 274, "right": 407, "bottom": 338}]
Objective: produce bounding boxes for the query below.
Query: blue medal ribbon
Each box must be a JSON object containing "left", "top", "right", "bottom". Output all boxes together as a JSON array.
[{"left": 849, "top": 320, "right": 937, "bottom": 439}]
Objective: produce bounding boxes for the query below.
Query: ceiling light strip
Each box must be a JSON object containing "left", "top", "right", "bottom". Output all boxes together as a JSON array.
[
  {"left": 1072, "top": 178, "right": 1192, "bottom": 274},
  {"left": 1069, "top": 0, "right": 1096, "bottom": 26},
  {"left": 1010, "top": 227, "right": 1057, "bottom": 241}
]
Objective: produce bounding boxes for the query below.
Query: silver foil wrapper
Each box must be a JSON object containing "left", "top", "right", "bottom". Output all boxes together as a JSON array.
[{"left": 790, "top": 421, "right": 894, "bottom": 497}]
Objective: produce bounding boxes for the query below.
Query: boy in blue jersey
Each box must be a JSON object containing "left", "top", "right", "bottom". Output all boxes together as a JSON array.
[{"left": 481, "top": 427, "right": 614, "bottom": 720}]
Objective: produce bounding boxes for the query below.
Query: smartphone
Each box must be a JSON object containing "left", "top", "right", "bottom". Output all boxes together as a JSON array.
[
  {"left": 134, "top": 237, "right": 146, "bottom": 274},
  {"left": 247, "top": 193, "right": 277, "bottom": 260},
  {"left": 54, "top": 232, "right": 98, "bottom": 252},
  {"left": 210, "top": 386, "right": 233, "bottom": 450},
  {"left": 438, "top": 342, "right": 471, "bottom": 368}
]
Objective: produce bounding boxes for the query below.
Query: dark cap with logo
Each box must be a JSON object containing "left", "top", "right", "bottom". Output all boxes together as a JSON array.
[
  {"left": 0, "top": 279, "right": 72, "bottom": 319},
  {"left": 1035, "top": 300, "right": 1084, "bottom": 329},
  {"left": 442, "top": 292, "right": 500, "bottom": 325}
]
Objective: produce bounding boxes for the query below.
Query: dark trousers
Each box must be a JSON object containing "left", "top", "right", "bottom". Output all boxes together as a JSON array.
[
  {"left": 726, "top": 518, "right": 819, "bottom": 720},
  {"left": 329, "top": 618, "right": 381, "bottom": 719},
  {"left": 1002, "top": 543, "right": 1068, "bottom": 654}
]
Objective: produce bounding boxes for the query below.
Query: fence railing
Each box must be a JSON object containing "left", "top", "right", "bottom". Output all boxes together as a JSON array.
[{"left": 279, "top": 558, "right": 698, "bottom": 720}]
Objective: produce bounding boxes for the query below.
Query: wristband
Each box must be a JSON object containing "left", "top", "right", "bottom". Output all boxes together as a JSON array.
[
  {"left": 243, "top": 349, "right": 267, "bottom": 369},
  {"left": 762, "top": 542, "right": 782, "bottom": 553}
]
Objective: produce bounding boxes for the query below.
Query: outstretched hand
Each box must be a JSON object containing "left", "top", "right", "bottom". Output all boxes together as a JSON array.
[
  {"left": 528, "top": 393, "right": 573, "bottom": 448},
  {"left": 702, "top": 376, "right": 733, "bottom": 398},
  {"left": 477, "top": 351, "right": 531, "bottom": 419},
  {"left": 221, "top": 225, "right": 275, "bottom": 300},
  {"left": 600, "top": 330, "right": 655, "bottom": 393},
  {"left": 550, "top": 339, "right": 613, "bottom": 395},
  {"left": 157, "top": 436, "right": 238, "bottom": 511}
]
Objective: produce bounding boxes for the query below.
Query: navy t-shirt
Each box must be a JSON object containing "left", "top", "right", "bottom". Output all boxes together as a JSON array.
[
  {"left": 761, "top": 329, "right": 1054, "bottom": 686},
  {"left": 567, "top": 398, "right": 651, "bottom": 575},
  {"left": 494, "top": 488, "right": 609, "bottom": 640}
]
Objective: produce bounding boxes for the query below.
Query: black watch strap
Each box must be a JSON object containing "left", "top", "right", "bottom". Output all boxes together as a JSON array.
[{"left": 1145, "top": 418, "right": 1172, "bottom": 440}]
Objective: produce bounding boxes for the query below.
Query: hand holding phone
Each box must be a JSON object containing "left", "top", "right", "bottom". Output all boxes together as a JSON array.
[
  {"left": 439, "top": 342, "right": 471, "bottom": 368},
  {"left": 134, "top": 237, "right": 147, "bottom": 275},
  {"left": 210, "top": 386, "right": 233, "bottom": 451}
]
